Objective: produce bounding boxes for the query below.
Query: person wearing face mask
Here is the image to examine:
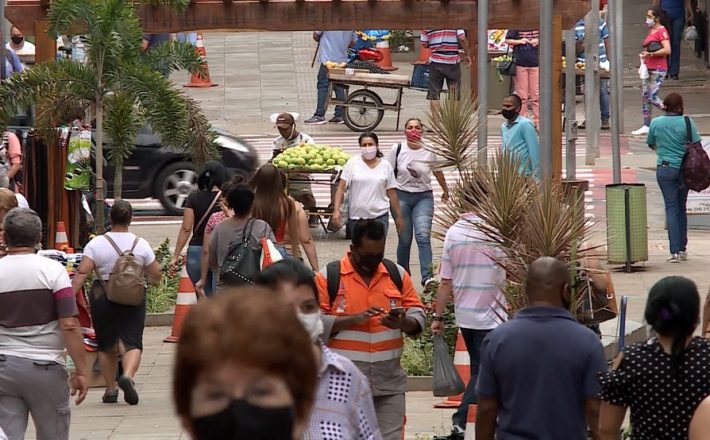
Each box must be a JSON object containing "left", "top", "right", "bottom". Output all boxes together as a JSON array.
[
  {"left": 257, "top": 259, "right": 382, "bottom": 439},
  {"left": 272, "top": 112, "right": 318, "bottom": 227},
  {"left": 647, "top": 93, "right": 699, "bottom": 263},
  {"left": 475, "top": 257, "right": 606, "bottom": 440},
  {"left": 316, "top": 219, "right": 426, "bottom": 440},
  {"left": 174, "top": 288, "right": 318, "bottom": 440},
  {"left": 6, "top": 26, "right": 35, "bottom": 66},
  {"left": 332, "top": 132, "right": 405, "bottom": 236},
  {"left": 632, "top": 7, "right": 672, "bottom": 136},
  {"left": 500, "top": 94, "right": 541, "bottom": 179},
  {"left": 386, "top": 117, "right": 449, "bottom": 291}
]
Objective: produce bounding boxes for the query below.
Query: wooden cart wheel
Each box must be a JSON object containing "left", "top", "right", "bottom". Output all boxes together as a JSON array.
[{"left": 343, "top": 89, "right": 385, "bottom": 132}]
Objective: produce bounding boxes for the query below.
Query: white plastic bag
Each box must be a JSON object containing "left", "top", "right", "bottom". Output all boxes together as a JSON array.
[
  {"left": 638, "top": 60, "right": 649, "bottom": 80},
  {"left": 432, "top": 335, "right": 465, "bottom": 397},
  {"left": 684, "top": 25, "right": 699, "bottom": 41}
]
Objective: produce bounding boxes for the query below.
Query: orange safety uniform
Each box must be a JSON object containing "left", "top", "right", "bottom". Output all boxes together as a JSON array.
[{"left": 316, "top": 254, "right": 425, "bottom": 364}]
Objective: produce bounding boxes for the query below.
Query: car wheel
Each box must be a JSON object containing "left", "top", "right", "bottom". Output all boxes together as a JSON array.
[{"left": 155, "top": 162, "right": 198, "bottom": 215}]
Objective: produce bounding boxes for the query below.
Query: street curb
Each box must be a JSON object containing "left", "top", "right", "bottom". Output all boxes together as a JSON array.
[{"left": 146, "top": 312, "right": 173, "bottom": 327}]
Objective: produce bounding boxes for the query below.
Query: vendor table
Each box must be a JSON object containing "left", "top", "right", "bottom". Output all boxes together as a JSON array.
[{"left": 326, "top": 71, "right": 412, "bottom": 132}]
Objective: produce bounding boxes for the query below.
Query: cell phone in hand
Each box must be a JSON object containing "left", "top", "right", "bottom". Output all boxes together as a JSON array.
[{"left": 388, "top": 307, "right": 405, "bottom": 318}]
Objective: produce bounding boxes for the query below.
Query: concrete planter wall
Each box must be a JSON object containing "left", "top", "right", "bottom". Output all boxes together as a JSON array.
[
  {"left": 407, "top": 375, "right": 433, "bottom": 392},
  {"left": 146, "top": 312, "right": 174, "bottom": 327}
]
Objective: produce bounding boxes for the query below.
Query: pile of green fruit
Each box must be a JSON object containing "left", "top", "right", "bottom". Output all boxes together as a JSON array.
[{"left": 274, "top": 144, "right": 351, "bottom": 171}]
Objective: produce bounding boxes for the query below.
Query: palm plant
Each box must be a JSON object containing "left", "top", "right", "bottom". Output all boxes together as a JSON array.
[
  {"left": 427, "top": 92, "right": 594, "bottom": 315},
  {"left": 0, "top": 0, "right": 216, "bottom": 232}
]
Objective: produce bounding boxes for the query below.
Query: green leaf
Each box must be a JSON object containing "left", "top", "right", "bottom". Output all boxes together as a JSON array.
[
  {"left": 103, "top": 91, "right": 143, "bottom": 164},
  {"left": 140, "top": 41, "right": 206, "bottom": 76}
]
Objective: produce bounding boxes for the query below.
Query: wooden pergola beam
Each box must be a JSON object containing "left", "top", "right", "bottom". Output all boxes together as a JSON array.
[{"left": 7, "top": 0, "right": 589, "bottom": 35}]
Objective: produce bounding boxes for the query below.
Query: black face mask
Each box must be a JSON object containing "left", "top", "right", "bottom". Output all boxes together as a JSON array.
[
  {"left": 352, "top": 250, "right": 383, "bottom": 277},
  {"left": 192, "top": 399, "right": 294, "bottom": 440},
  {"left": 11, "top": 36, "right": 23, "bottom": 45},
  {"left": 501, "top": 109, "right": 519, "bottom": 121}
]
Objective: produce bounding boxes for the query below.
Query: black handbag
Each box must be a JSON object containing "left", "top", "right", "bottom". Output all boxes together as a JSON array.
[
  {"left": 497, "top": 47, "right": 516, "bottom": 76},
  {"left": 645, "top": 41, "right": 663, "bottom": 53},
  {"left": 219, "top": 218, "right": 262, "bottom": 287}
]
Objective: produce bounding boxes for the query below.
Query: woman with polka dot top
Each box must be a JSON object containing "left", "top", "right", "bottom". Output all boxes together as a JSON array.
[{"left": 598, "top": 276, "right": 710, "bottom": 439}]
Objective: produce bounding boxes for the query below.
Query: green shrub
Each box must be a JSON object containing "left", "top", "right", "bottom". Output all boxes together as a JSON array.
[{"left": 146, "top": 238, "right": 180, "bottom": 314}]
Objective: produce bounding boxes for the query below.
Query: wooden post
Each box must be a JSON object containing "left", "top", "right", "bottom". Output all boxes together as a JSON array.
[
  {"left": 552, "top": 15, "right": 563, "bottom": 184},
  {"left": 34, "top": 20, "right": 56, "bottom": 63}
]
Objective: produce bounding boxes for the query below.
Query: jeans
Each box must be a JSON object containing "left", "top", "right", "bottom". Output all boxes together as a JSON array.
[
  {"left": 657, "top": 165, "right": 689, "bottom": 254},
  {"left": 642, "top": 69, "right": 666, "bottom": 126},
  {"left": 600, "top": 78, "right": 610, "bottom": 122},
  {"left": 668, "top": 16, "right": 685, "bottom": 77},
  {"left": 514, "top": 66, "right": 540, "bottom": 126},
  {"left": 316, "top": 64, "right": 345, "bottom": 118},
  {"left": 452, "top": 328, "right": 491, "bottom": 429},
  {"left": 348, "top": 213, "right": 389, "bottom": 236},
  {"left": 395, "top": 189, "right": 434, "bottom": 282},
  {"left": 187, "top": 245, "right": 214, "bottom": 296}
]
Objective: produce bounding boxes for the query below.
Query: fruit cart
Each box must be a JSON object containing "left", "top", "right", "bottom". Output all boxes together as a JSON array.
[
  {"left": 326, "top": 69, "right": 412, "bottom": 132},
  {"left": 283, "top": 168, "right": 340, "bottom": 233}
]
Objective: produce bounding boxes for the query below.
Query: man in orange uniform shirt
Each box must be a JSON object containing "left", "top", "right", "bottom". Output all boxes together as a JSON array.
[{"left": 317, "top": 219, "right": 425, "bottom": 440}]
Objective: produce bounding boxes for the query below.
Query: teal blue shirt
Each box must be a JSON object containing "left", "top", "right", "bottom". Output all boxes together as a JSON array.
[
  {"left": 647, "top": 115, "right": 701, "bottom": 169},
  {"left": 501, "top": 116, "right": 540, "bottom": 177}
]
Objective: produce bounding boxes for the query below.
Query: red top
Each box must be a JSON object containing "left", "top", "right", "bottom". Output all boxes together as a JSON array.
[
  {"left": 275, "top": 222, "right": 286, "bottom": 243},
  {"left": 643, "top": 26, "right": 670, "bottom": 71}
]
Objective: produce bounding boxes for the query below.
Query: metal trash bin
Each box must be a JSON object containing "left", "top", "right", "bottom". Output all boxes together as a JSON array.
[{"left": 606, "top": 183, "right": 648, "bottom": 270}]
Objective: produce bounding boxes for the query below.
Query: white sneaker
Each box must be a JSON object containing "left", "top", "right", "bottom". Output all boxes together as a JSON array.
[
  {"left": 632, "top": 125, "right": 649, "bottom": 136},
  {"left": 679, "top": 251, "right": 688, "bottom": 261},
  {"left": 667, "top": 253, "right": 680, "bottom": 263}
]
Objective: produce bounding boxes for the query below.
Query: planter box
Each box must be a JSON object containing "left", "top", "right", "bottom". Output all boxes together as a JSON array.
[
  {"left": 145, "top": 311, "right": 174, "bottom": 327},
  {"left": 407, "top": 375, "right": 433, "bottom": 392},
  {"left": 391, "top": 51, "right": 416, "bottom": 63}
]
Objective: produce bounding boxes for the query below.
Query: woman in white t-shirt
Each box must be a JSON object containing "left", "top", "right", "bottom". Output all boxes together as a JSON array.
[
  {"left": 71, "top": 200, "right": 161, "bottom": 406},
  {"left": 386, "top": 118, "right": 450, "bottom": 289},
  {"left": 332, "top": 132, "right": 404, "bottom": 235}
]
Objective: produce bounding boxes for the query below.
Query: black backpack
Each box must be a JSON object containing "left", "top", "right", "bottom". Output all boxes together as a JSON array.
[
  {"left": 326, "top": 258, "right": 403, "bottom": 304},
  {"left": 219, "top": 218, "right": 262, "bottom": 287}
]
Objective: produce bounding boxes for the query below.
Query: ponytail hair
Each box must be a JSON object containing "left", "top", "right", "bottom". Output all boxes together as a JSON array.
[{"left": 644, "top": 276, "right": 700, "bottom": 376}]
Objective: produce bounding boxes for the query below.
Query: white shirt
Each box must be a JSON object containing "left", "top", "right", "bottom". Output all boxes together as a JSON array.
[
  {"left": 6, "top": 41, "right": 35, "bottom": 64},
  {"left": 273, "top": 132, "right": 315, "bottom": 152},
  {"left": 341, "top": 156, "right": 397, "bottom": 220},
  {"left": 15, "top": 193, "right": 29, "bottom": 209},
  {"left": 83, "top": 232, "right": 155, "bottom": 280},
  {"left": 385, "top": 141, "right": 438, "bottom": 193}
]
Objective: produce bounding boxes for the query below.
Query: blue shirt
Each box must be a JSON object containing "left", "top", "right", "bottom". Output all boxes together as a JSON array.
[
  {"left": 648, "top": 115, "right": 701, "bottom": 169},
  {"left": 316, "top": 31, "right": 356, "bottom": 64},
  {"left": 476, "top": 306, "right": 607, "bottom": 440},
  {"left": 501, "top": 116, "right": 540, "bottom": 177},
  {"left": 574, "top": 19, "right": 609, "bottom": 63}
]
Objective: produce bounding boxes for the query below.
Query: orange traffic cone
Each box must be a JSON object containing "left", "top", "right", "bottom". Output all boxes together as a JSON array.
[
  {"left": 375, "top": 39, "right": 398, "bottom": 71},
  {"left": 414, "top": 38, "right": 431, "bottom": 65},
  {"left": 464, "top": 404, "right": 477, "bottom": 439},
  {"left": 55, "top": 221, "right": 70, "bottom": 251},
  {"left": 433, "top": 330, "right": 470, "bottom": 408},
  {"left": 164, "top": 266, "right": 198, "bottom": 343},
  {"left": 184, "top": 33, "right": 218, "bottom": 88}
]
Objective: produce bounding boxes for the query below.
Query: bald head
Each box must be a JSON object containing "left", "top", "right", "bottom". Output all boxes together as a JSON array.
[{"left": 525, "top": 257, "right": 571, "bottom": 306}]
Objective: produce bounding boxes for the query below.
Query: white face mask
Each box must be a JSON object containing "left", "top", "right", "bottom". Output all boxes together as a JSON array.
[
  {"left": 297, "top": 310, "right": 324, "bottom": 343},
  {"left": 361, "top": 146, "right": 378, "bottom": 160},
  {"left": 645, "top": 18, "right": 655, "bottom": 27}
]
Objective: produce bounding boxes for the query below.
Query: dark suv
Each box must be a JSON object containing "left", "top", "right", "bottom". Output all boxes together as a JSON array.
[{"left": 10, "top": 111, "right": 259, "bottom": 215}]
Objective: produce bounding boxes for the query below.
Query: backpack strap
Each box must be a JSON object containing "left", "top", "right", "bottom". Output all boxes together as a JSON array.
[
  {"left": 382, "top": 258, "right": 403, "bottom": 293},
  {"left": 129, "top": 237, "right": 140, "bottom": 253},
  {"left": 685, "top": 116, "right": 692, "bottom": 145},
  {"left": 103, "top": 234, "right": 125, "bottom": 256},
  {"left": 242, "top": 218, "right": 257, "bottom": 243},
  {"left": 393, "top": 143, "right": 402, "bottom": 178},
  {"left": 326, "top": 260, "right": 341, "bottom": 306}
]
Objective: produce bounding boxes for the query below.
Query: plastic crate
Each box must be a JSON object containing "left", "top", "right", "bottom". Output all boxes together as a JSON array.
[{"left": 410, "top": 63, "right": 429, "bottom": 90}]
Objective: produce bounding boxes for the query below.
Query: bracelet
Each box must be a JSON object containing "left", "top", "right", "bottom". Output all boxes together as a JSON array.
[{"left": 433, "top": 315, "right": 444, "bottom": 322}]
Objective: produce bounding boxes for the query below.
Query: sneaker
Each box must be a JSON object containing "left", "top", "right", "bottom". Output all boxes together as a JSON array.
[
  {"left": 329, "top": 116, "right": 345, "bottom": 124},
  {"left": 601, "top": 120, "right": 610, "bottom": 130},
  {"left": 679, "top": 251, "right": 688, "bottom": 261},
  {"left": 667, "top": 253, "right": 681, "bottom": 263},
  {"left": 304, "top": 115, "right": 326, "bottom": 125},
  {"left": 102, "top": 388, "right": 118, "bottom": 403},
  {"left": 631, "top": 125, "right": 649, "bottom": 136},
  {"left": 118, "top": 375, "right": 139, "bottom": 405},
  {"left": 423, "top": 278, "right": 436, "bottom": 293}
]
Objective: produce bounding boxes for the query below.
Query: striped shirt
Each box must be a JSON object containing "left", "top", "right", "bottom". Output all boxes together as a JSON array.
[
  {"left": 439, "top": 215, "right": 506, "bottom": 330},
  {"left": 0, "top": 254, "right": 78, "bottom": 365},
  {"left": 303, "top": 343, "right": 382, "bottom": 440},
  {"left": 421, "top": 29, "right": 465, "bottom": 64},
  {"left": 574, "top": 19, "right": 609, "bottom": 64}
]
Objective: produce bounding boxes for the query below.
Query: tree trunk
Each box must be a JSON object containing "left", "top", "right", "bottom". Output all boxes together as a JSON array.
[
  {"left": 113, "top": 160, "right": 123, "bottom": 200},
  {"left": 95, "top": 93, "right": 105, "bottom": 234}
]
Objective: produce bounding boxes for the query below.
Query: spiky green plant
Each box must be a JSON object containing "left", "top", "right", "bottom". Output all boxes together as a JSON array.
[
  {"left": 426, "top": 93, "right": 594, "bottom": 315},
  {"left": 0, "top": 0, "right": 218, "bottom": 232}
]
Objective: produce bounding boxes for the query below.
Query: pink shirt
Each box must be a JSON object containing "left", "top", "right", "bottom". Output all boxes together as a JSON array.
[
  {"left": 643, "top": 26, "right": 670, "bottom": 71},
  {"left": 205, "top": 211, "right": 227, "bottom": 236}
]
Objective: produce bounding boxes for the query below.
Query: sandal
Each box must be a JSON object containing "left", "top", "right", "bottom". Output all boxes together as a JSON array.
[
  {"left": 118, "top": 375, "right": 139, "bottom": 405},
  {"left": 102, "top": 388, "right": 118, "bottom": 403}
]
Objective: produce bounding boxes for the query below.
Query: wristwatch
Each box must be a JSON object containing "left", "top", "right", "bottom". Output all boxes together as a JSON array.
[{"left": 432, "top": 315, "right": 444, "bottom": 322}]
